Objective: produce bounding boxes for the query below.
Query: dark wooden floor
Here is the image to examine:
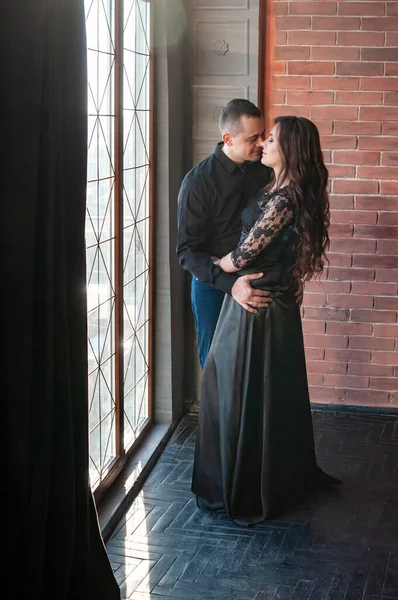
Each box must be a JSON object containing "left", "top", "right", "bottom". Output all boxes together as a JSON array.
[{"left": 107, "top": 408, "right": 398, "bottom": 600}]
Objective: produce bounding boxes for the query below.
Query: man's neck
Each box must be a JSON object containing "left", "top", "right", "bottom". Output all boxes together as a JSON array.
[{"left": 221, "top": 144, "right": 245, "bottom": 165}]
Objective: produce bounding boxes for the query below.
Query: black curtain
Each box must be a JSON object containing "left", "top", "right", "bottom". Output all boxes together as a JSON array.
[{"left": 2, "top": 2, "right": 120, "bottom": 598}]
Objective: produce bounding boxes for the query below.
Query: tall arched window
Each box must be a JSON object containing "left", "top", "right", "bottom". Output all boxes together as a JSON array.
[{"left": 85, "top": 0, "right": 152, "bottom": 493}]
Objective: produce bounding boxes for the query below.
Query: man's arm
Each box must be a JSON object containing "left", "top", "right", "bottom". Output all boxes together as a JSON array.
[{"left": 176, "top": 174, "right": 239, "bottom": 295}]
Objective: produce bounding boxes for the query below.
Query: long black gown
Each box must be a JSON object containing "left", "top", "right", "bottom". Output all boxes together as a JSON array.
[{"left": 191, "top": 187, "right": 340, "bottom": 526}]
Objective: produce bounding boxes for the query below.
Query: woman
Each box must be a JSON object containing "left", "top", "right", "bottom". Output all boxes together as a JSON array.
[{"left": 191, "top": 116, "right": 340, "bottom": 526}]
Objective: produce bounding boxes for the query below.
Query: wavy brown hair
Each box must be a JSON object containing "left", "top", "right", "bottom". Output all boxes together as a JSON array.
[{"left": 268, "top": 116, "right": 330, "bottom": 281}]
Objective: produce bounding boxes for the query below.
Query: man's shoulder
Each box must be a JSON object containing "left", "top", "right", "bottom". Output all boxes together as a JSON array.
[{"left": 181, "top": 153, "right": 216, "bottom": 189}]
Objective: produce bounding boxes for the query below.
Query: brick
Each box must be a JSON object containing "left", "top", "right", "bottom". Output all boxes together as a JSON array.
[
  {"left": 370, "top": 377, "right": 398, "bottom": 391},
  {"left": 336, "top": 63, "right": 384, "bottom": 77},
  {"left": 304, "top": 306, "right": 350, "bottom": 321},
  {"left": 316, "top": 120, "right": 334, "bottom": 134},
  {"left": 352, "top": 282, "right": 397, "bottom": 295},
  {"left": 344, "top": 389, "right": 390, "bottom": 405},
  {"left": 272, "top": 75, "right": 310, "bottom": 90},
  {"left": 386, "top": 32, "right": 398, "bottom": 45},
  {"left": 361, "top": 107, "right": 398, "bottom": 121},
  {"left": 382, "top": 152, "right": 398, "bottom": 166},
  {"left": 374, "top": 296, "right": 398, "bottom": 310},
  {"left": 374, "top": 324, "right": 398, "bottom": 337},
  {"left": 331, "top": 210, "right": 377, "bottom": 225},
  {"left": 309, "top": 386, "right": 345, "bottom": 402},
  {"left": 329, "top": 195, "right": 354, "bottom": 209},
  {"left": 326, "top": 349, "right": 370, "bottom": 363},
  {"left": 334, "top": 180, "right": 379, "bottom": 194},
  {"left": 376, "top": 268, "right": 398, "bottom": 282},
  {"left": 270, "top": 105, "right": 310, "bottom": 118},
  {"left": 322, "top": 135, "right": 357, "bottom": 149},
  {"left": 288, "top": 31, "right": 336, "bottom": 45},
  {"left": 328, "top": 267, "right": 374, "bottom": 281},
  {"left": 276, "top": 31, "right": 287, "bottom": 45},
  {"left": 358, "top": 136, "right": 398, "bottom": 151},
  {"left": 349, "top": 362, "right": 393, "bottom": 376},
  {"left": 327, "top": 322, "right": 372, "bottom": 335},
  {"left": 286, "top": 91, "right": 334, "bottom": 105},
  {"left": 358, "top": 166, "right": 398, "bottom": 179},
  {"left": 378, "top": 212, "right": 398, "bottom": 225},
  {"left": 288, "top": 62, "right": 335, "bottom": 75},
  {"left": 351, "top": 309, "right": 397, "bottom": 323},
  {"left": 361, "top": 17, "right": 398, "bottom": 31},
  {"left": 305, "top": 347, "right": 325, "bottom": 360},
  {"left": 329, "top": 224, "right": 354, "bottom": 237},
  {"left": 337, "top": 31, "right": 385, "bottom": 46},
  {"left": 355, "top": 197, "right": 398, "bottom": 211},
  {"left": 312, "top": 106, "right": 358, "bottom": 120},
  {"left": 339, "top": 2, "right": 385, "bottom": 16},
  {"left": 327, "top": 294, "right": 374, "bottom": 309},
  {"left": 377, "top": 240, "right": 398, "bottom": 254},
  {"left": 305, "top": 280, "right": 351, "bottom": 293},
  {"left": 276, "top": 16, "right": 311, "bottom": 30},
  {"left": 302, "top": 319, "right": 326, "bottom": 333},
  {"left": 271, "top": 90, "right": 286, "bottom": 104},
  {"left": 387, "top": 2, "right": 398, "bottom": 16},
  {"left": 361, "top": 48, "right": 398, "bottom": 62},
  {"left": 308, "top": 373, "right": 324, "bottom": 386},
  {"left": 323, "top": 150, "right": 332, "bottom": 162},
  {"left": 312, "top": 16, "right": 360, "bottom": 30},
  {"left": 307, "top": 360, "right": 346, "bottom": 374},
  {"left": 371, "top": 351, "right": 398, "bottom": 365},
  {"left": 333, "top": 151, "right": 380, "bottom": 166},
  {"left": 333, "top": 121, "right": 381, "bottom": 135},
  {"left": 355, "top": 225, "right": 398, "bottom": 239},
  {"left": 384, "top": 93, "right": 398, "bottom": 105},
  {"left": 327, "top": 252, "right": 352, "bottom": 267},
  {"left": 350, "top": 337, "right": 395, "bottom": 351},
  {"left": 335, "top": 92, "right": 383, "bottom": 106},
  {"left": 385, "top": 63, "right": 398, "bottom": 76},
  {"left": 275, "top": 46, "right": 310, "bottom": 60},
  {"left": 303, "top": 292, "right": 327, "bottom": 306},
  {"left": 329, "top": 238, "right": 376, "bottom": 253},
  {"left": 323, "top": 374, "right": 369, "bottom": 389},
  {"left": 361, "top": 78, "right": 398, "bottom": 91},
  {"left": 381, "top": 182, "right": 398, "bottom": 194},
  {"left": 327, "top": 165, "right": 356, "bottom": 178},
  {"left": 274, "top": 1, "right": 288, "bottom": 15},
  {"left": 311, "top": 77, "right": 359, "bottom": 91},
  {"left": 354, "top": 255, "right": 398, "bottom": 269},
  {"left": 312, "top": 46, "right": 360, "bottom": 61},
  {"left": 304, "top": 334, "right": 348, "bottom": 348},
  {"left": 289, "top": 2, "right": 337, "bottom": 16}
]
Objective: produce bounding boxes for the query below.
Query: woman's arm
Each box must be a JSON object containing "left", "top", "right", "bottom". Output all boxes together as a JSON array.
[{"left": 217, "top": 192, "right": 294, "bottom": 273}]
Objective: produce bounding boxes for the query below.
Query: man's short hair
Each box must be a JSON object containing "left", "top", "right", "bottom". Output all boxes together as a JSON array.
[{"left": 219, "top": 99, "right": 262, "bottom": 135}]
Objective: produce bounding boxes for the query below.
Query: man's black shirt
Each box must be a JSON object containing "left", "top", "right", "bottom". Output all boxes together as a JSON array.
[{"left": 177, "top": 142, "right": 271, "bottom": 294}]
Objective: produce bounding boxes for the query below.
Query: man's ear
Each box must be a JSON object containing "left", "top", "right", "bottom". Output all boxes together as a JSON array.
[{"left": 222, "top": 131, "right": 233, "bottom": 147}]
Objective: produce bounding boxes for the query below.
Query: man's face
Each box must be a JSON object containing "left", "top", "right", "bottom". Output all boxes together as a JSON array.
[{"left": 225, "top": 116, "right": 265, "bottom": 163}]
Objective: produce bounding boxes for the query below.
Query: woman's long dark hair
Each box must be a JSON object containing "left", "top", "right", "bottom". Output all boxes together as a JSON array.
[{"left": 268, "top": 116, "right": 330, "bottom": 281}]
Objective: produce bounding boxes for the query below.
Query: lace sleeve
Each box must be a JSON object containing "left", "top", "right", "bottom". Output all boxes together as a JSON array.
[{"left": 230, "top": 192, "right": 294, "bottom": 269}]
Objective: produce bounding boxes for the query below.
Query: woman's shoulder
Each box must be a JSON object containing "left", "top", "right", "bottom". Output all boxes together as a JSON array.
[{"left": 258, "top": 186, "right": 293, "bottom": 209}]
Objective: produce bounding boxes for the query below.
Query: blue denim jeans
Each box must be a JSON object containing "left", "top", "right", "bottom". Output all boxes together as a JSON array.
[{"left": 191, "top": 276, "right": 225, "bottom": 369}]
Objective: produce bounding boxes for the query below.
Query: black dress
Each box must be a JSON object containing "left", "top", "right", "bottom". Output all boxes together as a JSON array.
[{"left": 191, "top": 187, "right": 340, "bottom": 526}]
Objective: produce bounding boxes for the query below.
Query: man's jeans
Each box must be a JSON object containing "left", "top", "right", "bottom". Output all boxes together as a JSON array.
[{"left": 191, "top": 276, "right": 225, "bottom": 369}]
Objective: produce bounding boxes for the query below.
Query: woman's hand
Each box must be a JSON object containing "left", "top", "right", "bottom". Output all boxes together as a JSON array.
[{"left": 219, "top": 253, "right": 240, "bottom": 273}]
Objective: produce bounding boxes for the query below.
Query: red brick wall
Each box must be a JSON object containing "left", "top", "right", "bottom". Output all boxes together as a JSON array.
[{"left": 267, "top": 0, "right": 398, "bottom": 408}]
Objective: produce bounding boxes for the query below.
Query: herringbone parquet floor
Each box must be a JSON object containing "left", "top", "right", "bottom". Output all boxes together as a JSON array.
[{"left": 107, "top": 409, "right": 398, "bottom": 600}]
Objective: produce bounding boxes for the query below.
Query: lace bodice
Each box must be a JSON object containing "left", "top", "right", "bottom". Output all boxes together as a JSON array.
[{"left": 231, "top": 187, "right": 295, "bottom": 270}]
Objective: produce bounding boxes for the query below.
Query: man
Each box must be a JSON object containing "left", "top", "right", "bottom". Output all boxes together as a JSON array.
[{"left": 177, "top": 99, "right": 302, "bottom": 368}]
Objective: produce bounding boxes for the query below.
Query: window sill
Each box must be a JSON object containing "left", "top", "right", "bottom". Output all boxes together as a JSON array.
[{"left": 97, "top": 421, "right": 178, "bottom": 542}]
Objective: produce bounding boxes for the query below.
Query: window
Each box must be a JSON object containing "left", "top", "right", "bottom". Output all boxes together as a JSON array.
[{"left": 85, "top": 0, "right": 152, "bottom": 492}]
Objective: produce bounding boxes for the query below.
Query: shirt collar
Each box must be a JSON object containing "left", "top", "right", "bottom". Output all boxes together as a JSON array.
[{"left": 214, "top": 141, "right": 249, "bottom": 174}]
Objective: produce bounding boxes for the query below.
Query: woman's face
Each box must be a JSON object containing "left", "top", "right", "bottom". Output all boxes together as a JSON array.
[{"left": 261, "top": 124, "right": 282, "bottom": 170}]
